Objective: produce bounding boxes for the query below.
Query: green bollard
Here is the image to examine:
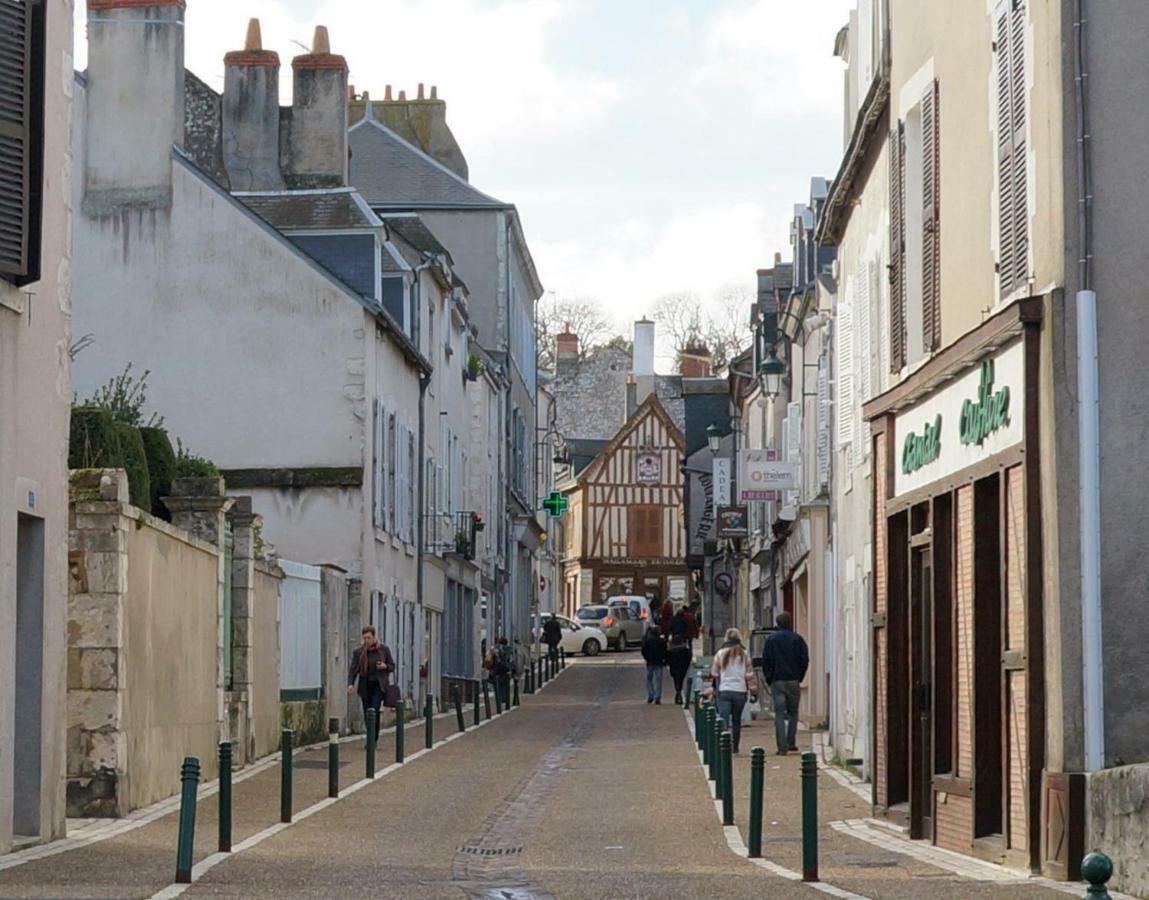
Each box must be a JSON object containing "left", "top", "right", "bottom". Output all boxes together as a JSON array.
[
  {"left": 494, "top": 678, "right": 504, "bottom": 715},
  {"left": 395, "top": 701, "right": 405, "bottom": 763},
  {"left": 424, "top": 695, "right": 434, "bottom": 749},
  {"left": 365, "top": 708, "right": 377, "bottom": 778},
  {"left": 694, "top": 700, "right": 703, "bottom": 749},
  {"left": 721, "top": 731, "right": 734, "bottom": 825},
  {"left": 453, "top": 685, "right": 466, "bottom": 732},
  {"left": 537, "top": 656, "right": 543, "bottom": 687},
  {"left": 174, "top": 756, "right": 200, "bottom": 883},
  {"left": 525, "top": 662, "right": 534, "bottom": 694},
  {"left": 483, "top": 680, "right": 492, "bottom": 719},
  {"left": 714, "top": 721, "right": 726, "bottom": 799},
  {"left": 327, "top": 718, "right": 339, "bottom": 799},
  {"left": 748, "top": 747, "right": 765, "bottom": 858},
  {"left": 801, "top": 751, "right": 818, "bottom": 882},
  {"left": 218, "top": 742, "right": 232, "bottom": 852},
  {"left": 561, "top": 647, "right": 567, "bottom": 669},
  {"left": 473, "top": 681, "right": 481, "bottom": 726},
  {"left": 280, "top": 729, "right": 294, "bottom": 823},
  {"left": 706, "top": 708, "right": 718, "bottom": 780},
  {"left": 513, "top": 677, "right": 520, "bottom": 707},
  {"left": 1082, "top": 853, "right": 1114, "bottom": 899}
]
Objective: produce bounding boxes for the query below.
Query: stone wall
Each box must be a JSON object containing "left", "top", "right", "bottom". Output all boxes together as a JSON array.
[
  {"left": 1087, "top": 763, "right": 1149, "bottom": 897},
  {"left": 67, "top": 470, "right": 222, "bottom": 816}
]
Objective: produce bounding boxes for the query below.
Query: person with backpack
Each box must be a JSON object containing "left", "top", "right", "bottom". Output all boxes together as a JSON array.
[
  {"left": 641, "top": 625, "right": 669, "bottom": 704},
  {"left": 542, "top": 615, "right": 563, "bottom": 662},
  {"left": 667, "top": 635, "right": 693, "bottom": 705},
  {"left": 347, "top": 625, "right": 395, "bottom": 740},
  {"left": 489, "top": 636, "right": 515, "bottom": 707}
]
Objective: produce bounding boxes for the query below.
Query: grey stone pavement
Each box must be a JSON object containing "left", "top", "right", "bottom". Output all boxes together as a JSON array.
[{"left": 0, "top": 656, "right": 1091, "bottom": 899}]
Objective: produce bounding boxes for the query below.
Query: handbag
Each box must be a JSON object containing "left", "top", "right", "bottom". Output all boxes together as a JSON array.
[{"left": 383, "top": 683, "right": 402, "bottom": 708}]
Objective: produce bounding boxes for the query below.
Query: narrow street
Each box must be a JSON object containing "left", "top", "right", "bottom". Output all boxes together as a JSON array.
[{"left": 0, "top": 658, "right": 1080, "bottom": 900}]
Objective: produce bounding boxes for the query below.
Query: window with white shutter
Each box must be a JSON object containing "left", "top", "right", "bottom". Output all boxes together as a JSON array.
[
  {"left": 386, "top": 413, "right": 396, "bottom": 533},
  {"left": 407, "top": 430, "right": 416, "bottom": 543},
  {"left": 372, "top": 402, "right": 383, "bottom": 529},
  {"left": 0, "top": 0, "right": 44, "bottom": 286},
  {"left": 836, "top": 301, "right": 855, "bottom": 467},
  {"left": 786, "top": 400, "right": 801, "bottom": 508},
  {"left": 854, "top": 271, "right": 872, "bottom": 456},
  {"left": 816, "top": 354, "right": 831, "bottom": 491},
  {"left": 996, "top": 0, "right": 1028, "bottom": 298}
]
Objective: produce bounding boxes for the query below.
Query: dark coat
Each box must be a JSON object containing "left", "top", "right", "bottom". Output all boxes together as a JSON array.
[
  {"left": 542, "top": 617, "right": 563, "bottom": 647},
  {"left": 667, "top": 644, "right": 693, "bottom": 680},
  {"left": 668, "top": 610, "right": 687, "bottom": 638},
  {"left": 761, "top": 627, "right": 809, "bottom": 684},
  {"left": 348, "top": 641, "right": 395, "bottom": 692},
  {"left": 641, "top": 631, "right": 668, "bottom": 666},
  {"left": 682, "top": 608, "right": 700, "bottom": 640}
]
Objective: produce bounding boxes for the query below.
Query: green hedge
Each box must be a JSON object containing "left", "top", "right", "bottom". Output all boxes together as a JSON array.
[
  {"left": 139, "top": 426, "right": 175, "bottom": 518},
  {"left": 112, "top": 422, "right": 151, "bottom": 511},
  {"left": 69, "top": 407, "right": 122, "bottom": 469}
]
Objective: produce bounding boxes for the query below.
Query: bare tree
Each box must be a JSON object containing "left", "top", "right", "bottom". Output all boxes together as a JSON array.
[
  {"left": 703, "top": 283, "right": 755, "bottom": 370},
  {"left": 536, "top": 296, "right": 611, "bottom": 369},
  {"left": 650, "top": 291, "right": 704, "bottom": 354}
]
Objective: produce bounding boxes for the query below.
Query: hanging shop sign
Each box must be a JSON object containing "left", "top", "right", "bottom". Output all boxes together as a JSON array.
[
  {"left": 716, "top": 505, "right": 749, "bottom": 538},
  {"left": 636, "top": 450, "right": 662, "bottom": 485},
  {"left": 893, "top": 339, "right": 1023, "bottom": 496},
  {"left": 739, "top": 449, "right": 796, "bottom": 500},
  {"left": 712, "top": 457, "right": 732, "bottom": 506}
]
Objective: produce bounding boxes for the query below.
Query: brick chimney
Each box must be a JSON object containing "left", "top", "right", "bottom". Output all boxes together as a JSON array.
[
  {"left": 347, "top": 84, "right": 469, "bottom": 181},
  {"left": 83, "top": 0, "right": 186, "bottom": 214},
  {"left": 555, "top": 325, "right": 579, "bottom": 370},
  {"left": 222, "top": 19, "right": 284, "bottom": 191},
  {"left": 679, "top": 341, "right": 713, "bottom": 377},
  {"left": 283, "top": 26, "right": 348, "bottom": 188}
]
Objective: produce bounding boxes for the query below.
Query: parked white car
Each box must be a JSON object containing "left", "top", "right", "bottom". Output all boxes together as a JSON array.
[{"left": 536, "top": 613, "right": 607, "bottom": 657}]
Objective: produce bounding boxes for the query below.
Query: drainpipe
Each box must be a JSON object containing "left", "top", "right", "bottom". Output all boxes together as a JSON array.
[
  {"left": 1073, "top": 0, "right": 1103, "bottom": 772},
  {"left": 412, "top": 255, "right": 434, "bottom": 707}
]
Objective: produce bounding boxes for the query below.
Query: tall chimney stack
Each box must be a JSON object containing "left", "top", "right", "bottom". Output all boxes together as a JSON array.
[
  {"left": 222, "top": 19, "right": 284, "bottom": 191},
  {"left": 284, "top": 26, "right": 348, "bottom": 188},
  {"left": 555, "top": 325, "right": 579, "bottom": 371},
  {"left": 83, "top": 0, "right": 186, "bottom": 214},
  {"left": 679, "top": 341, "right": 713, "bottom": 377},
  {"left": 632, "top": 318, "right": 656, "bottom": 406}
]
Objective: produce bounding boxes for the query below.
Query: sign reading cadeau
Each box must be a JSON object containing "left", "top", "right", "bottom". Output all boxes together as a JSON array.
[{"left": 892, "top": 339, "right": 1023, "bottom": 496}]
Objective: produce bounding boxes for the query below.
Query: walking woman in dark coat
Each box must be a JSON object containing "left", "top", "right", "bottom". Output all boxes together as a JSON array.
[
  {"left": 667, "top": 635, "right": 693, "bottom": 705},
  {"left": 347, "top": 625, "right": 395, "bottom": 739}
]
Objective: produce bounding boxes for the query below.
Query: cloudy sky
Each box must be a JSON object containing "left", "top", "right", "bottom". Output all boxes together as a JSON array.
[{"left": 75, "top": 0, "right": 854, "bottom": 345}]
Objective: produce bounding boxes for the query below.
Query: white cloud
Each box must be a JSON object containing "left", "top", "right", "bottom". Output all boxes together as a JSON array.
[{"left": 691, "top": 0, "right": 853, "bottom": 116}]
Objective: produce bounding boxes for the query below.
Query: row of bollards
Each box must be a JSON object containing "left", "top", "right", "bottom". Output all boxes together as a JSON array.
[{"left": 175, "top": 661, "right": 570, "bottom": 885}]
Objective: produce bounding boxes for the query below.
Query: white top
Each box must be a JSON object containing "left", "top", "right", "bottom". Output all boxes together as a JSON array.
[{"left": 711, "top": 646, "right": 750, "bottom": 693}]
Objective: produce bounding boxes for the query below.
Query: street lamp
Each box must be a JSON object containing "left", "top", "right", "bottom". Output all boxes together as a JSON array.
[
  {"left": 706, "top": 423, "right": 723, "bottom": 454},
  {"left": 757, "top": 349, "right": 786, "bottom": 400}
]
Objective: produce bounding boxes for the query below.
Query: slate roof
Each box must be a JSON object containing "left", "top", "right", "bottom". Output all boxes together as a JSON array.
[
  {"left": 381, "top": 213, "right": 453, "bottom": 261},
  {"left": 349, "top": 118, "right": 505, "bottom": 209},
  {"left": 234, "top": 189, "right": 380, "bottom": 231}
]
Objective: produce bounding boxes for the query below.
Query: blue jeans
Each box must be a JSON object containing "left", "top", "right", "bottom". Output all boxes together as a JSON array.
[
  {"left": 717, "top": 690, "right": 748, "bottom": 752},
  {"left": 771, "top": 681, "right": 801, "bottom": 752},
  {"left": 645, "top": 665, "right": 664, "bottom": 701}
]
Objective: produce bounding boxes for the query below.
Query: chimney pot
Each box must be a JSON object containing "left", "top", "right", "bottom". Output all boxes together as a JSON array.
[
  {"left": 431, "top": 85, "right": 438, "bottom": 99},
  {"left": 385, "top": 85, "right": 393, "bottom": 100},
  {"left": 774, "top": 251, "right": 782, "bottom": 264},
  {"left": 312, "top": 25, "right": 331, "bottom": 54},
  {"left": 399, "top": 90, "right": 407, "bottom": 100},
  {"left": 418, "top": 83, "right": 425, "bottom": 99},
  {"left": 244, "top": 18, "right": 262, "bottom": 51}
]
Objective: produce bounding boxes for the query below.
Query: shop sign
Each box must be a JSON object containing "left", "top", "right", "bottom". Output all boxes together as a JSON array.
[
  {"left": 901, "top": 414, "right": 942, "bottom": 475},
  {"left": 892, "top": 339, "right": 1023, "bottom": 496},
  {"left": 959, "top": 360, "right": 1010, "bottom": 446},
  {"left": 739, "top": 449, "right": 797, "bottom": 499},
  {"left": 636, "top": 451, "right": 661, "bottom": 485},
  {"left": 713, "top": 458, "right": 732, "bottom": 506},
  {"left": 716, "top": 505, "right": 749, "bottom": 538}
]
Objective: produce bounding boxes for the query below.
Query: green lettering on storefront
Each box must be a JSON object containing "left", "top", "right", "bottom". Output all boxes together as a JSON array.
[
  {"left": 959, "top": 360, "right": 1010, "bottom": 446},
  {"left": 901, "top": 414, "right": 942, "bottom": 475}
]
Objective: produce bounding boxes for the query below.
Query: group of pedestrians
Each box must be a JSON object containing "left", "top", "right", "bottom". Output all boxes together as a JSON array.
[{"left": 639, "top": 611, "right": 810, "bottom": 757}]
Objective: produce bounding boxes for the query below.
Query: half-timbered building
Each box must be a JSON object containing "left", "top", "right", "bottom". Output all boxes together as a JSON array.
[{"left": 559, "top": 394, "right": 692, "bottom": 617}]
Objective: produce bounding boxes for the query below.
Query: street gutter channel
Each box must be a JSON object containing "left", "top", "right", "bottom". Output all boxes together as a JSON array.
[{"left": 448, "top": 668, "right": 620, "bottom": 899}]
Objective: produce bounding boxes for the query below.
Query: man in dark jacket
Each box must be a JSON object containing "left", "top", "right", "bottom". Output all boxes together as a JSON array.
[
  {"left": 641, "top": 626, "right": 668, "bottom": 704},
  {"left": 347, "top": 625, "right": 395, "bottom": 739},
  {"left": 666, "top": 635, "right": 693, "bottom": 705},
  {"left": 542, "top": 616, "right": 563, "bottom": 662},
  {"left": 761, "top": 612, "right": 809, "bottom": 754}
]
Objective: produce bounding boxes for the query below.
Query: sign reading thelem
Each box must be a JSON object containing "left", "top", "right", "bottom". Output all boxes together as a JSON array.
[
  {"left": 901, "top": 414, "right": 942, "bottom": 475},
  {"left": 959, "top": 360, "right": 1010, "bottom": 446}
]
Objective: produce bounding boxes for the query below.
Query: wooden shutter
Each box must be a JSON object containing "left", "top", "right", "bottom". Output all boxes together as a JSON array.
[
  {"left": 629, "top": 506, "right": 661, "bottom": 558},
  {"left": 836, "top": 301, "right": 854, "bottom": 455},
  {"left": 921, "top": 79, "right": 941, "bottom": 352},
  {"left": 888, "top": 124, "right": 907, "bottom": 372},
  {"left": 0, "top": 0, "right": 42, "bottom": 285},
  {"left": 997, "top": 1, "right": 1028, "bottom": 297}
]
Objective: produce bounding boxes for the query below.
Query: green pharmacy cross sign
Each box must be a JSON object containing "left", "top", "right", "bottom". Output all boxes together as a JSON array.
[{"left": 542, "top": 491, "right": 568, "bottom": 519}]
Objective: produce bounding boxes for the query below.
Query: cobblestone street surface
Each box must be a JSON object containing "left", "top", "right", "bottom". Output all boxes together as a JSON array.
[{"left": 0, "top": 658, "right": 1097, "bottom": 899}]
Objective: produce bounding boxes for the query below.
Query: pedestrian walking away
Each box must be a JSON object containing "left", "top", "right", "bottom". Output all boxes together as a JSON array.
[
  {"left": 711, "top": 628, "right": 756, "bottom": 753},
  {"left": 641, "top": 625, "right": 668, "bottom": 704},
  {"left": 682, "top": 601, "right": 701, "bottom": 653},
  {"left": 667, "top": 634, "right": 693, "bottom": 704},
  {"left": 488, "top": 636, "right": 516, "bottom": 708},
  {"left": 542, "top": 615, "right": 563, "bottom": 662},
  {"left": 659, "top": 599, "right": 674, "bottom": 635},
  {"left": 761, "top": 611, "right": 809, "bottom": 754},
  {"left": 347, "top": 625, "right": 395, "bottom": 740}
]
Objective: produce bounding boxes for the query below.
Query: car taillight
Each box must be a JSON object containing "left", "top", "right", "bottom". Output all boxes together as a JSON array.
[
  {"left": 604, "top": 616, "right": 615, "bottom": 627},
  {"left": 640, "top": 610, "right": 649, "bottom": 619}
]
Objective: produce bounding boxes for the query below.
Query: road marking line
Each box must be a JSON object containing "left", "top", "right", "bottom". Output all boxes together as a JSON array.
[
  {"left": 143, "top": 667, "right": 572, "bottom": 899},
  {"left": 683, "top": 707, "right": 868, "bottom": 900}
]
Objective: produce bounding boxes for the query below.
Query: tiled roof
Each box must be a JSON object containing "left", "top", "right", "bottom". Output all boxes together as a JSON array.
[
  {"left": 348, "top": 118, "right": 505, "bottom": 209},
  {"left": 234, "top": 189, "right": 380, "bottom": 231}
]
